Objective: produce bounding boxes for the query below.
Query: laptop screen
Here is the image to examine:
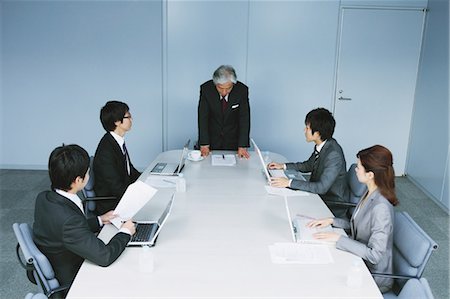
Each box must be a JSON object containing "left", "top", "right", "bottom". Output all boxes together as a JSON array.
[{"left": 251, "top": 138, "right": 271, "bottom": 183}]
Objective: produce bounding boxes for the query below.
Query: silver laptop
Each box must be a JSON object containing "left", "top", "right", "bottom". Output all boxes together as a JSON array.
[
  {"left": 128, "top": 195, "right": 175, "bottom": 247},
  {"left": 150, "top": 139, "right": 190, "bottom": 176},
  {"left": 284, "top": 196, "right": 334, "bottom": 244},
  {"left": 284, "top": 196, "right": 298, "bottom": 243},
  {"left": 251, "top": 138, "right": 305, "bottom": 183}
]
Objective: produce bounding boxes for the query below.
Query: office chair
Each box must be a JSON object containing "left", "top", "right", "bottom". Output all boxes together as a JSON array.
[
  {"left": 383, "top": 278, "right": 434, "bottom": 299},
  {"left": 372, "top": 211, "right": 438, "bottom": 289},
  {"left": 325, "top": 163, "right": 367, "bottom": 217},
  {"left": 25, "top": 293, "right": 48, "bottom": 299},
  {"left": 13, "top": 223, "right": 69, "bottom": 298},
  {"left": 80, "top": 156, "right": 117, "bottom": 217}
]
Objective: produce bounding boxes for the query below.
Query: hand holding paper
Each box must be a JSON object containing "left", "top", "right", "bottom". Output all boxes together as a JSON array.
[{"left": 110, "top": 180, "right": 158, "bottom": 229}]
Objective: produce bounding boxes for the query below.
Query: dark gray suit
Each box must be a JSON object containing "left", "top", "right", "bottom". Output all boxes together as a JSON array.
[
  {"left": 334, "top": 189, "right": 394, "bottom": 292},
  {"left": 286, "top": 138, "right": 349, "bottom": 217},
  {"left": 33, "top": 191, "right": 130, "bottom": 287}
]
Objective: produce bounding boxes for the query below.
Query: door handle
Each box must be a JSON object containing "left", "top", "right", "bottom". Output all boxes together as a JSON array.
[{"left": 338, "top": 96, "right": 352, "bottom": 101}]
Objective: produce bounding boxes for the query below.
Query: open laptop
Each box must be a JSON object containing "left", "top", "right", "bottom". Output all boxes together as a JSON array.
[
  {"left": 251, "top": 138, "right": 305, "bottom": 183},
  {"left": 284, "top": 196, "right": 298, "bottom": 242},
  {"left": 150, "top": 139, "right": 190, "bottom": 176},
  {"left": 128, "top": 195, "right": 175, "bottom": 247},
  {"left": 284, "top": 196, "right": 334, "bottom": 244}
]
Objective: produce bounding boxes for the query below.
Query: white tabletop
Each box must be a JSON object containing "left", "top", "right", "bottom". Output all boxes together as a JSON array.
[{"left": 67, "top": 150, "right": 382, "bottom": 298}]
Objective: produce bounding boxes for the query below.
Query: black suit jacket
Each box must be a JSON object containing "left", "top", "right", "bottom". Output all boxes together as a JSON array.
[
  {"left": 286, "top": 138, "right": 350, "bottom": 217},
  {"left": 198, "top": 80, "right": 250, "bottom": 150},
  {"left": 93, "top": 133, "right": 141, "bottom": 214},
  {"left": 33, "top": 191, "right": 130, "bottom": 287}
]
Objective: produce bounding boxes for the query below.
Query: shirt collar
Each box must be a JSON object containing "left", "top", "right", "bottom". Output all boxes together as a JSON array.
[
  {"left": 55, "top": 189, "right": 84, "bottom": 214},
  {"left": 220, "top": 94, "right": 229, "bottom": 102},
  {"left": 110, "top": 131, "right": 125, "bottom": 152},
  {"left": 316, "top": 139, "right": 327, "bottom": 153}
]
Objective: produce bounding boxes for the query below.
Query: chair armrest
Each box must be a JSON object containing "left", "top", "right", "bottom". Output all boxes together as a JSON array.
[
  {"left": 324, "top": 200, "right": 357, "bottom": 208},
  {"left": 83, "top": 196, "right": 117, "bottom": 202},
  {"left": 47, "top": 284, "right": 71, "bottom": 298},
  {"left": 371, "top": 272, "right": 417, "bottom": 280}
]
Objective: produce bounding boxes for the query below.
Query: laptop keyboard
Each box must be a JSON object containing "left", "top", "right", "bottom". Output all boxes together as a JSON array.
[
  {"left": 151, "top": 163, "right": 167, "bottom": 173},
  {"left": 131, "top": 223, "right": 157, "bottom": 242}
]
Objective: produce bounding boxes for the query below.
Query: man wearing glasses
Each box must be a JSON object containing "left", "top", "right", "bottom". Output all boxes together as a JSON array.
[
  {"left": 93, "top": 100, "right": 141, "bottom": 215},
  {"left": 198, "top": 65, "right": 251, "bottom": 158}
]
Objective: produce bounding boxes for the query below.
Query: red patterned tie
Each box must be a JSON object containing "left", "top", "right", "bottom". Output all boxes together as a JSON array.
[{"left": 221, "top": 97, "right": 228, "bottom": 113}]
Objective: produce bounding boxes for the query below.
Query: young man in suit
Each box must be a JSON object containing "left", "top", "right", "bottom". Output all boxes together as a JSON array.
[
  {"left": 33, "top": 144, "right": 135, "bottom": 290},
  {"left": 269, "top": 108, "right": 350, "bottom": 217},
  {"left": 198, "top": 65, "right": 251, "bottom": 158},
  {"left": 93, "top": 100, "right": 141, "bottom": 215}
]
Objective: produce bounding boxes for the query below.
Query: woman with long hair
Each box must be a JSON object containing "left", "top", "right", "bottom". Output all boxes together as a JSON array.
[{"left": 308, "top": 145, "right": 398, "bottom": 292}]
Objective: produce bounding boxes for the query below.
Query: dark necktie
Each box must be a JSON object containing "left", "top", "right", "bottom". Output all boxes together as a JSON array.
[
  {"left": 314, "top": 147, "right": 320, "bottom": 161},
  {"left": 221, "top": 97, "right": 228, "bottom": 113},
  {"left": 122, "top": 142, "right": 130, "bottom": 175}
]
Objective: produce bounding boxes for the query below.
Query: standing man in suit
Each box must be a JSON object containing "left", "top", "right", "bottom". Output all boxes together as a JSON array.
[
  {"left": 33, "top": 144, "right": 135, "bottom": 289},
  {"left": 269, "top": 108, "right": 350, "bottom": 217},
  {"left": 198, "top": 65, "right": 251, "bottom": 158},
  {"left": 94, "top": 100, "right": 141, "bottom": 215}
]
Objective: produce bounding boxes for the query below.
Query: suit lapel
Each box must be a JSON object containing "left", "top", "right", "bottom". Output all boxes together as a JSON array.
[
  {"left": 106, "top": 133, "right": 128, "bottom": 176},
  {"left": 351, "top": 190, "right": 380, "bottom": 239},
  {"left": 50, "top": 192, "right": 85, "bottom": 217}
]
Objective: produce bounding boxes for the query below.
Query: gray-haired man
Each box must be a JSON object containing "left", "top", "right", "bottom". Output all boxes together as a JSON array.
[{"left": 197, "top": 65, "right": 251, "bottom": 158}]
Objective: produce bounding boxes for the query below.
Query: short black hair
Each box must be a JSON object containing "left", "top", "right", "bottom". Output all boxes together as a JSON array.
[
  {"left": 48, "top": 144, "right": 89, "bottom": 191},
  {"left": 305, "top": 108, "right": 336, "bottom": 141},
  {"left": 100, "top": 100, "right": 130, "bottom": 132}
]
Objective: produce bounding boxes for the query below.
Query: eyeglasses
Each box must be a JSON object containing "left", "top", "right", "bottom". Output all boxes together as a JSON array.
[{"left": 123, "top": 114, "right": 132, "bottom": 119}]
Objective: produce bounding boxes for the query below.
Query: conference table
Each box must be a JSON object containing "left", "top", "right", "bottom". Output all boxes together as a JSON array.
[{"left": 67, "top": 150, "right": 382, "bottom": 298}]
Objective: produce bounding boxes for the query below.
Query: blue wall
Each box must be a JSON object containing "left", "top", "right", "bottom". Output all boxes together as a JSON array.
[
  {"left": 1, "top": 0, "right": 447, "bottom": 211},
  {"left": 1, "top": 1, "right": 163, "bottom": 169},
  {"left": 406, "top": 0, "right": 449, "bottom": 210}
]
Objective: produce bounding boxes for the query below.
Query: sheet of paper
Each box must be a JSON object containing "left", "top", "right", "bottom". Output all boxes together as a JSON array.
[
  {"left": 268, "top": 242, "right": 334, "bottom": 264},
  {"left": 211, "top": 154, "right": 236, "bottom": 166},
  {"left": 110, "top": 181, "right": 158, "bottom": 229},
  {"left": 145, "top": 176, "right": 178, "bottom": 188},
  {"left": 265, "top": 185, "right": 310, "bottom": 197}
]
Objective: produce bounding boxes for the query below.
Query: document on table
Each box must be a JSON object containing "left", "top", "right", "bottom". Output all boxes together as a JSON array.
[
  {"left": 211, "top": 154, "right": 236, "bottom": 166},
  {"left": 110, "top": 181, "right": 158, "bottom": 229},
  {"left": 265, "top": 185, "right": 309, "bottom": 197},
  {"left": 268, "top": 242, "right": 334, "bottom": 264},
  {"left": 145, "top": 176, "right": 178, "bottom": 188}
]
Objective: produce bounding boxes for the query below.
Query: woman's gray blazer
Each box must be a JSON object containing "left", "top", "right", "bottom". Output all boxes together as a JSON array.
[{"left": 333, "top": 189, "right": 394, "bottom": 292}]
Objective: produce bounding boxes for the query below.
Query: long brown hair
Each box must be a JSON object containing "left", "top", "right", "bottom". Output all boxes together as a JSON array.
[{"left": 357, "top": 145, "right": 398, "bottom": 206}]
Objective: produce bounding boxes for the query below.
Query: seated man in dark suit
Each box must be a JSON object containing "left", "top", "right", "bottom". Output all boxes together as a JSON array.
[
  {"left": 33, "top": 144, "right": 135, "bottom": 291},
  {"left": 269, "top": 108, "right": 350, "bottom": 217},
  {"left": 93, "top": 100, "right": 141, "bottom": 215},
  {"left": 198, "top": 65, "right": 251, "bottom": 158}
]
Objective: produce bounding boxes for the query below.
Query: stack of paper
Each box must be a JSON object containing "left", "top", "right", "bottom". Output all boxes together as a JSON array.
[
  {"left": 211, "top": 154, "right": 236, "bottom": 166},
  {"left": 268, "top": 242, "right": 334, "bottom": 264}
]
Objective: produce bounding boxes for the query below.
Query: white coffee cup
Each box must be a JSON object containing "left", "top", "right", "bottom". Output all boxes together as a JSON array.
[{"left": 189, "top": 150, "right": 201, "bottom": 160}]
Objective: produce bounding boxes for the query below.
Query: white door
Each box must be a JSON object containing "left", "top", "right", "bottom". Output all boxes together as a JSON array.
[{"left": 333, "top": 7, "right": 425, "bottom": 175}]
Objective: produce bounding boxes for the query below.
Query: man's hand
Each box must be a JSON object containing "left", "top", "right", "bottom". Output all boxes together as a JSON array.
[
  {"left": 100, "top": 210, "right": 116, "bottom": 225},
  {"left": 121, "top": 220, "right": 136, "bottom": 235},
  {"left": 270, "top": 177, "right": 290, "bottom": 188},
  {"left": 268, "top": 162, "right": 284, "bottom": 170},
  {"left": 200, "top": 145, "right": 210, "bottom": 157},
  {"left": 237, "top": 147, "right": 250, "bottom": 159}
]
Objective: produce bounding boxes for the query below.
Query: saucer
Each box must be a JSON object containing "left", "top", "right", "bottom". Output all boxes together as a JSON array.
[{"left": 187, "top": 156, "right": 204, "bottom": 162}]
